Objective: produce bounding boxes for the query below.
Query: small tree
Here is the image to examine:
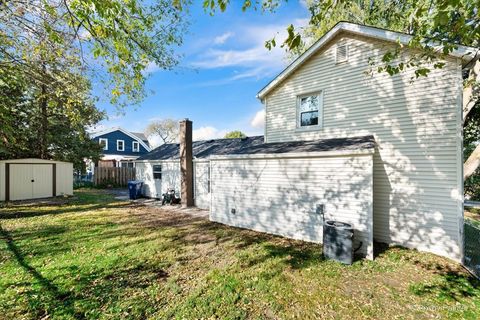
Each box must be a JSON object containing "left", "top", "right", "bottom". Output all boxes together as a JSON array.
[
  {"left": 146, "top": 119, "right": 180, "bottom": 145},
  {"left": 224, "top": 131, "right": 247, "bottom": 139}
]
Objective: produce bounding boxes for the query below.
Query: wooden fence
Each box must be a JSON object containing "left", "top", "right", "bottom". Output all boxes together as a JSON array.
[{"left": 94, "top": 167, "right": 136, "bottom": 187}]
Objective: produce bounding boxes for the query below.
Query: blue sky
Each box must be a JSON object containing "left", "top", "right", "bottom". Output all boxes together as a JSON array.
[{"left": 92, "top": 1, "right": 309, "bottom": 146}]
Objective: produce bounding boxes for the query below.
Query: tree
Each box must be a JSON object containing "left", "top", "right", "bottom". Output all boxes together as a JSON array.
[
  {"left": 0, "top": 62, "right": 104, "bottom": 170},
  {"left": 224, "top": 131, "right": 247, "bottom": 139},
  {"left": 145, "top": 119, "right": 180, "bottom": 145},
  {"left": 203, "top": 0, "right": 480, "bottom": 181},
  {"left": 0, "top": 0, "right": 189, "bottom": 107}
]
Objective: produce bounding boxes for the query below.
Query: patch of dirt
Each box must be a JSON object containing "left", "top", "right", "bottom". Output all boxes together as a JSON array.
[
  {"left": 465, "top": 210, "right": 480, "bottom": 222},
  {"left": 1, "top": 195, "right": 74, "bottom": 207}
]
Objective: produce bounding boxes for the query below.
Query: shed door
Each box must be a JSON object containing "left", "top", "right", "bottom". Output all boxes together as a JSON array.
[
  {"left": 9, "top": 164, "right": 33, "bottom": 201},
  {"left": 9, "top": 164, "right": 53, "bottom": 200},
  {"left": 32, "top": 165, "right": 53, "bottom": 199}
]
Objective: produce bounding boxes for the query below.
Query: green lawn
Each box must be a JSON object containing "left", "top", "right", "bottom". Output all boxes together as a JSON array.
[{"left": 0, "top": 190, "right": 479, "bottom": 319}]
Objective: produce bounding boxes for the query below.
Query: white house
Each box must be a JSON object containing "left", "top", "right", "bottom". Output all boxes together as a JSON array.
[{"left": 135, "top": 22, "right": 479, "bottom": 262}]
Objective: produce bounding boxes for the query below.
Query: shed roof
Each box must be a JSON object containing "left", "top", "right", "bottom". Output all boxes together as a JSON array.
[
  {"left": 0, "top": 158, "right": 72, "bottom": 164},
  {"left": 137, "top": 135, "right": 375, "bottom": 161}
]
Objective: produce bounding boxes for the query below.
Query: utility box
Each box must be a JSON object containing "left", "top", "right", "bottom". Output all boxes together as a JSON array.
[
  {"left": 323, "top": 220, "right": 354, "bottom": 265},
  {"left": 128, "top": 180, "right": 143, "bottom": 200}
]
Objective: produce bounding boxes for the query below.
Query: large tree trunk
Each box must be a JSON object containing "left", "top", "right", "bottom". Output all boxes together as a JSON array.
[
  {"left": 463, "top": 60, "right": 480, "bottom": 180},
  {"left": 39, "top": 82, "right": 48, "bottom": 159},
  {"left": 465, "top": 145, "right": 480, "bottom": 179},
  {"left": 38, "top": 60, "right": 49, "bottom": 159}
]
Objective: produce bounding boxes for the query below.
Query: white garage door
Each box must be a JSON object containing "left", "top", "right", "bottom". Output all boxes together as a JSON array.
[
  {"left": 210, "top": 154, "right": 374, "bottom": 259},
  {"left": 9, "top": 164, "right": 53, "bottom": 201}
]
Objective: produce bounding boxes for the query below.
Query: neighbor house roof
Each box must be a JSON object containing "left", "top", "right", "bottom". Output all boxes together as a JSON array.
[
  {"left": 257, "top": 21, "right": 479, "bottom": 100},
  {"left": 130, "top": 132, "right": 148, "bottom": 142},
  {"left": 90, "top": 127, "right": 151, "bottom": 151},
  {"left": 137, "top": 135, "right": 375, "bottom": 161}
]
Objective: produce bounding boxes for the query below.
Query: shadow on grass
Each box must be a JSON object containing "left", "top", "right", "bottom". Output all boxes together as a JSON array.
[
  {"left": 0, "top": 225, "right": 83, "bottom": 318},
  {"left": 0, "top": 202, "right": 133, "bottom": 220},
  {"left": 410, "top": 270, "right": 480, "bottom": 302}
]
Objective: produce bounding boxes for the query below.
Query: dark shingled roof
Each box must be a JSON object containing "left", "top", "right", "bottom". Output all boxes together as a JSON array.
[
  {"left": 137, "top": 135, "right": 375, "bottom": 161},
  {"left": 131, "top": 132, "right": 149, "bottom": 143}
]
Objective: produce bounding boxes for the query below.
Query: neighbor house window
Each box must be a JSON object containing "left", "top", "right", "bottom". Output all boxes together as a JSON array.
[
  {"left": 153, "top": 165, "right": 162, "bottom": 180},
  {"left": 117, "top": 140, "right": 124, "bottom": 151},
  {"left": 298, "top": 93, "right": 323, "bottom": 128},
  {"left": 132, "top": 141, "right": 140, "bottom": 152},
  {"left": 99, "top": 138, "right": 108, "bottom": 150}
]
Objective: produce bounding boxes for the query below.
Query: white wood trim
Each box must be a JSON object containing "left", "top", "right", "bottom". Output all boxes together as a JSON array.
[
  {"left": 296, "top": 91, "right": 324, "bottom": 130},
  {"left": 132, "top": 141, "right": 140, "bottom": 152},
  {"left": 456, "top": 59, "right": 465, "bottom": 263},
  {"left": 208, "top": 148, "right": 374, "bottom": 160},
  {"left": 116, "top": 140, "right": 125, "bottom": 151},
  {"left": 99, "top": 138, "right": 108, "bottom": 151},
  {"left": 257, "top": 21, "right": 479, "bottom": 100}
]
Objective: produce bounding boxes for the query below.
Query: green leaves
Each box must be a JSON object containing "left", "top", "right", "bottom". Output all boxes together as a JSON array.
[{"left": 1, "top": 0, "right": 188, "bottom": 108}]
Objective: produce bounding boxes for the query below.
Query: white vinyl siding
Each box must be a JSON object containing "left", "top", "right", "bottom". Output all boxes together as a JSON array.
[
  {"left": 263, "top": 33, "right": 463, "bottom": 261},
  {"left": 194, "top": 161, "right": 210, "bottom": 210},
  {"left": 210, "top": 154, "right": 374, "bottom": 258},
  {"left": 135, "top": 161, "right": 180, "bottom": 199}
]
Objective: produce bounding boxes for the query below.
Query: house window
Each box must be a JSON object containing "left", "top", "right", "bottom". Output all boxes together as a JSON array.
[
  {"left": 298, "top": 93, "right": 323, "bottom": 128},
  {"left": 336, "top": 43, "right": 348, "bottom": 63},
  {"left": 117, "top": 140, "right": 124, "bottom": 151},
  {"left": 153, "top": 165, "right": 162, "bottom": 180},
  {"left": 121, "top": 162, "right": 134, "bottom": 168},
  {"left": 99, "top": 138, "right": 108, "bottom": 150},
  {"left": 132, "top": 141, "right": 140, "bottom": 152}
]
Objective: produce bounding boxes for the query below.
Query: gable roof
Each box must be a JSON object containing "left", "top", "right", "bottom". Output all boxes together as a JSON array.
[
  {"left": 90, "top": 127, "right": 151, "bottom": 151},
  {"left": 137, "top": 135, "right": 375, "bottom": 161},
  {"left": 257, "top": 21, "right": 479, "bottom": 100}
]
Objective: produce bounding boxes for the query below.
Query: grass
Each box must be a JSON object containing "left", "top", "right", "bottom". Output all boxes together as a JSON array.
[
  {"left": 0, "top": 189, "right": 479, "bottom": 319},
  {"left": 465, "top": 208, "right": 480, "bottom": 228}
]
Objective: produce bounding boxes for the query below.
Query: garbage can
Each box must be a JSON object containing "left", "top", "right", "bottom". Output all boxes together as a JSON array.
[
  {"left": 323, "top": 220, "right": 354, "bottom": 264},
  {"left": 128, "top": 180, "right": 143, "bottom": 200}
]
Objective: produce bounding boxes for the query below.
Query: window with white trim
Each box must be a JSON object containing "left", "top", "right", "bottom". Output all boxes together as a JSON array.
[
  {"left": 298, "top": 92, "right": 323, "bottom": 128},
  {"left": 117, "top": 140, "right": 125, "bottom": 151},
  {"left": 153, "top": 165, "right": 162, "bottom": 180},
  {"left": 132, "top": 141, "right": 140, "bottom": 152},
  {"left": 99, "top": 138, "right": 108, "bottom": 150}
]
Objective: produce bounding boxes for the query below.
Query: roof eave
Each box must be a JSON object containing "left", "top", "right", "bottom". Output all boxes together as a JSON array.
[{"left": 257, "top": 21, "right": 478, "bottom": 100}]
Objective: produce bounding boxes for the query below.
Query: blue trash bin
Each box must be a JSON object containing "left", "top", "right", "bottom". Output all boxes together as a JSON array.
[{"left": 128, "top": 180, "right": 143, "bottom": 200}]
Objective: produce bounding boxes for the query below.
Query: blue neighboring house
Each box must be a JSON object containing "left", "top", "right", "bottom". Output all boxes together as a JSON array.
[{"left": 90, "top": 127, "right": 151, "bottom": 168}]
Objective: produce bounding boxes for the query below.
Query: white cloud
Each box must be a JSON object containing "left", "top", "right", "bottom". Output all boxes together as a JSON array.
[
  {"left": 193, "top": 126, "right": 228, "bottom": 140},
  {"left": 148, "top": 135, "right": 163, "bottom": 148},
  {"left": 190, "top": 18, "right": 309, "bottom": 82},
  {"left": 213, "top": 32, "right": 234, "bottom": 45},
  {"left": 144, "top": 61, "right": 161, "bottom": 74},
  {"left": 250, "top": 109, "right": 265, "bottom": 129}
]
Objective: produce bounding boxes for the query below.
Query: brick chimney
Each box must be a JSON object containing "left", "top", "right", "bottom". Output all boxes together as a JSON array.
[{"left": 179, "top": 119, "right": 194, "bottom": 207}]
